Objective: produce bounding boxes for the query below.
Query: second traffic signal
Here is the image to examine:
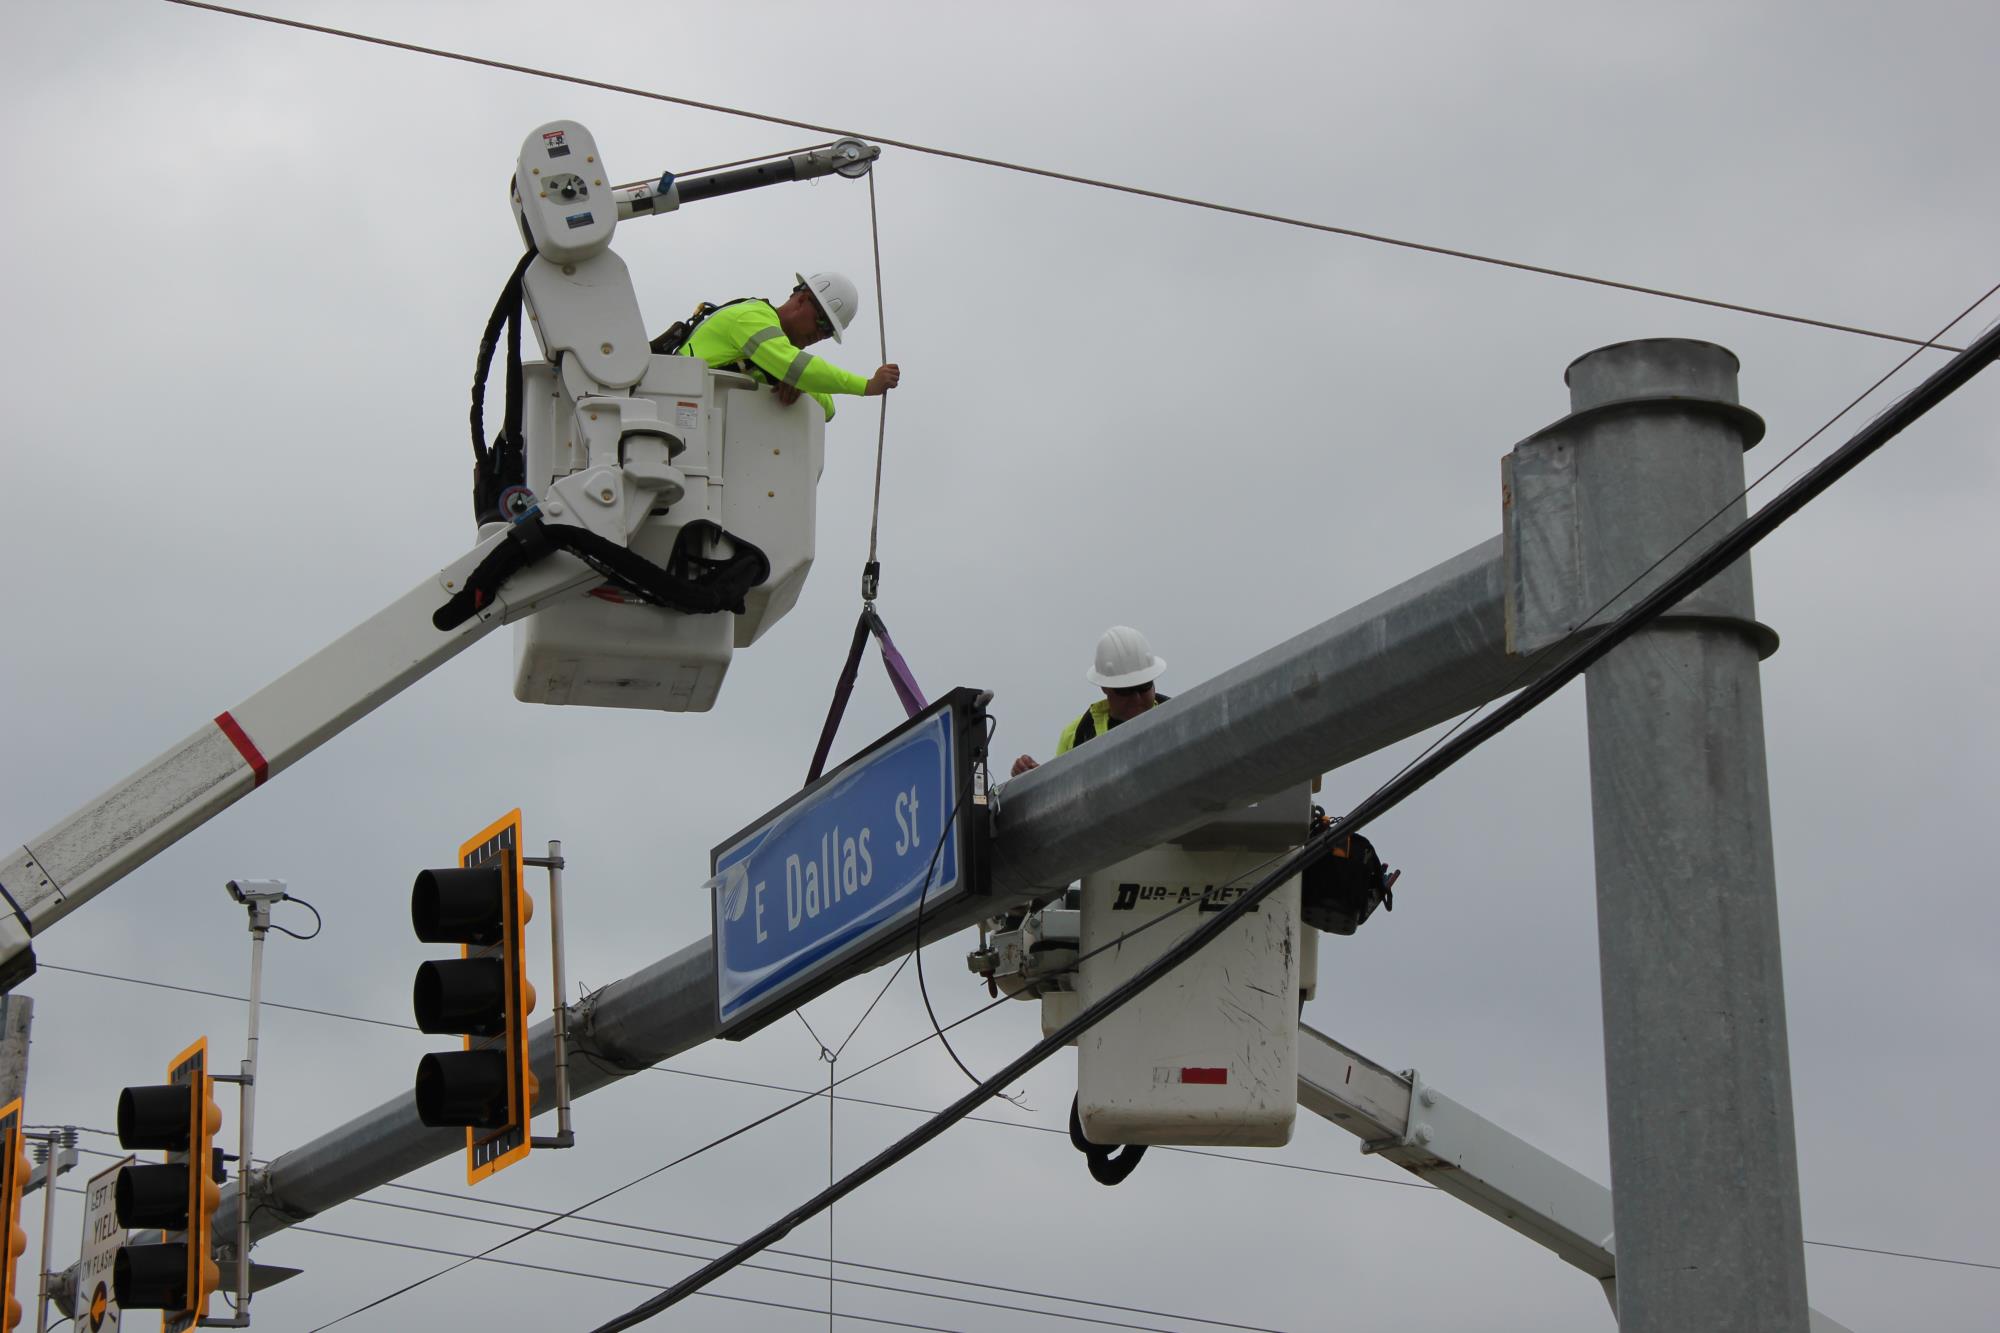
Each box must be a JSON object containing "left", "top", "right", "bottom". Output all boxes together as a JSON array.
[
  {"left": 113, "top": 1037, "right": 222, "bottom": 1330},
  {"left": 0, "top": 1099, "right": 28, "bottom": 1332},
  {"left": 413, "top": 810, "right": 537, "bottom": 1184}
]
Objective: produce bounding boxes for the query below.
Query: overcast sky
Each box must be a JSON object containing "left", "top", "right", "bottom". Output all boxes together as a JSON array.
[{"left": 4, "top": 2, "right": 1996, "bottom": 1329}]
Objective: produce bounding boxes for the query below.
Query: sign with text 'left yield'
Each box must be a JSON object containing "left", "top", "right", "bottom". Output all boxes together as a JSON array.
[{"left": 711, "top": 689, "right": 988, "bottom": 1037}]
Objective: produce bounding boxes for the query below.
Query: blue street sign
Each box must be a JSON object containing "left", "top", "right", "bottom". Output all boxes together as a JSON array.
[{"left": 711, "top": 691, "right": 987, "bottom": 1035}]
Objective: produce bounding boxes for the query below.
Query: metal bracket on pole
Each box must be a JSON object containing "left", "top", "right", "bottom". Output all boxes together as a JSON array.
[
  {"left": 525, "top": 843, "right": 574, "bottom": 1150},
  {"left": 20, "top": 1139, "right": 75, "bottom": 1199}
]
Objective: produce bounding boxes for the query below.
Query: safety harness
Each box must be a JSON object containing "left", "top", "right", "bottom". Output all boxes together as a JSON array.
[{"left": 650, "top": 296, "right": 764, "bottom": 374}]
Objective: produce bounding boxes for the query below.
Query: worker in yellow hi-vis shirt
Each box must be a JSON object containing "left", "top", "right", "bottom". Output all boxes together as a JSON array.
[
  {"left": 1011, "top": 627, "right": 1172, "bottom": 777},
  {"left": 660, "top": 271, "right": 900, "bottom": 421}
]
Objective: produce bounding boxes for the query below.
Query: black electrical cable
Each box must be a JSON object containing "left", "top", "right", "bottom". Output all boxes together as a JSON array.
[
  {"left": 373, "top": 1180, "right": 1305, "bottom": 1332},
  {"left": 908, "top": 714, "right": 1008, "bottom": 1092},
  {"left": 313, "top": 893, "right": 1228, "bottom": 1332},
  {"left": 46, "top": 933, "right": 1995, "bottom": 1296},
  {"left": 293, "top": 1224, "right": 972, "bottom": 1333},
  {"left": 1344, "top": 278, "right": 2000, "bottom": 828},
  {"left": 269, "top": 893, "right": 323, "bottom": 941},
  {"left": 37, "top": 962, "right": 420, "bottom": 1031},
  {"left": 347, "top": 1194, "right": 1205, "bottom": 1333},
  {"left": 586, "top": 317, "right": 2000, "bottom": 1332},
  {"left": 161, "top": 0, "right": 1964, "bottom": 354},
  {"left": 625, "top": 1070, "right": 1430, "bottom": 1187}
]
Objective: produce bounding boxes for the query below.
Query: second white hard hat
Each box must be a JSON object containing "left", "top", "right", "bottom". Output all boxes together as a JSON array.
[
  {"left": 795, "top": 270, "right": 859, "bottom": 343},
  {"left": 1087, "top": 626, "right": 1167, "bottom": 689}
]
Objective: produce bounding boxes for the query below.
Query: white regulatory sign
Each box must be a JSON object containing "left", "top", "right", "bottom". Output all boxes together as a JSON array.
[{"left": 77, "top": 1157, "right": 127, "bottom": 1333}]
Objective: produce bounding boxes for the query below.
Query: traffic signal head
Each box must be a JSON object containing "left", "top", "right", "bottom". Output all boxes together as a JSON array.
[
  {"left": 113, "top": 1038, "right": 222, "bottom": 1327},
  {"left": 412, "top": 810, "right": 538, "bottom": 1184},
  {"left": 413, "top": 868, "right": 507, "bottom": 1038},
  {"left": 0, "top": 1098, "right": 27, "bottom": 1332}
]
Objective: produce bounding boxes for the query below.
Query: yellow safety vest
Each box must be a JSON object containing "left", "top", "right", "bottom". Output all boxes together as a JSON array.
[
  {"left": 676, "top": 299, "right": 867, "bottom": 421},
  {"left": 1055, "top": 694, "right": 1170, "bottom": 755}
]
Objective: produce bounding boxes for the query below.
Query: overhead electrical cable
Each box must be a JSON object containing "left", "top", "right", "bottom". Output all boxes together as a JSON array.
[
  {"left": 49, "top": 961, "right": 1995, "bottom": 1296},
  {"left": 1799, "top": 1241, "right": 2000, "bottom": 1273},
  {"left": 39, "top": 962, "right": 419, "bottom": 1030},
  {"left": 635, "top": 1067, "right": 1427, "bottom": 1187},
  {"left": 46, "top": 907, "right": 1997, "bottom": 1289},
  {"left": 302, "top": 1075, "right": 854, "bottom": 1331},
  {"left": 1351, "top": 278, "right": 2000, "bottom": 813},
  {"left": 348, "top": 1194, "right": 1211, "bottom": 1333},
  {"left": 586, "top": 314, "right": 2000, "bottom": 1330},
  {"left": 0, "top": 1180, "right": 1316, "bottom": 1331},
  {"left": 161, "top": 0, "right": 1961, "bottom": 353},
  {"left": 372, "top": 1182, "right": 1302, "bottom": 1332},
  {"left": 291, "top": 1225, "right": 971, "bottom": 1333},
  {"left": 308, "top": 886, "right": 1274, "bottom": 1328}
]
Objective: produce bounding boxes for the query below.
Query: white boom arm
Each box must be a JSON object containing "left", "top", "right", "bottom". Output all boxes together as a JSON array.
[
  {"left": 0, "top": 121, "right": 881, "bottom": 988},
  {"left": 1297, "top": 1024, "right": 1857, "bottom": 1331},
  {"left": 0, "top": 498, "right": 613, "bottom": 986}
]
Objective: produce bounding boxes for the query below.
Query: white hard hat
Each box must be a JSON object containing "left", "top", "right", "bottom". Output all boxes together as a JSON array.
[
  {"left": 1086, "top": 626, "right": 1167, "bottom": 689},
  {"left": 795, "top": 270, "right": 860, "bottom": 343}
]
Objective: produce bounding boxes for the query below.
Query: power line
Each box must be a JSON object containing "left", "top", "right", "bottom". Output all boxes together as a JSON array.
[
  {"left": 1802, "top": 1241, "right": 2000, "bottom": 1273},
  {"left": 289, "top": 1224, "right": 972, "bottom": 1333},
  {"left": 371, "top": 1181, "right": 1295, "bottom": 1333},
  {"left": 78, "top": 1130, "right": 2000, "bottom": 1279},
  {"left": 38, "top": 963, "right": 418, "bottom": 1031},
  {"left": 311, "top": 981, "right": 1031, "bottom": 1328},
  {"left": 158, "top": 0, "right": 1962, "bottom": 354},
  {"left": 644, "top": 1065, "right": 1429, "bottom": 1189},
  {"left": 52, "top": 926, "right": 2000, "bottom": 1277},
  {"left": 350, "top": 1193, "right": 1235, "bottom": 1333},
  {"left": 302, "top": 1082, "right": 831, "bottom": 1331},
  {"left": 42, "top": 949, "right": 1426, "bottom": 1194},
  {"left": 587, "top": 317, "right": 2000, "bottom": 1329},
  {"left": 45, "top": 823, "right": 2000, "bottom": 1293},
  {"left": 1344, "top": 277, "right": 2000, "bottom": 843}
]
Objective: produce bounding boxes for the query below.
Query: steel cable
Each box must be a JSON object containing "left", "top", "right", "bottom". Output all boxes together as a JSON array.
[{"left": 161, "top": 0, "right": 1963, "bottom": 353}]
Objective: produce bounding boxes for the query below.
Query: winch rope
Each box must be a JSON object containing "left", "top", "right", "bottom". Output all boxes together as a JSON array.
[
  {"left": 802, "top": 165, "right": 929, "bottom": 785},
  {"left": 865, "top": 168, "right": 890, "bottom": 583}
]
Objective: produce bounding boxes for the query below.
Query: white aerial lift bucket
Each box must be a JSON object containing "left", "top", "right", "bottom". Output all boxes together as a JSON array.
[
  {"left": 511, "top": 354, "right": 824, "bottom": 711},
  {"left": 1068, "top": 787, "right": 1313, "bottom": 1147}
]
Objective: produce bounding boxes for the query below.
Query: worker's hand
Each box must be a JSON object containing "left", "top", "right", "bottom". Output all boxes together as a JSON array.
[
  {"left": 774, "top": 384, "right": 802, "bottom": 406},
  {"left": 865, "top": 364, "right": 901, "bottom": 395},
  {"left": 1010, "top": 754, "right": 1039, "bottom": 777}
]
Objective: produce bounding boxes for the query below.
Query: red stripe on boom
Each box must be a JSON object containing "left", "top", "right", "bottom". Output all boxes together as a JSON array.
[
  {"left": 214, "top": 712, "right": 270, "bottom": 787},
  {"left": 1180, "top": 1067, "right": 1228, "bottom": 1085}
]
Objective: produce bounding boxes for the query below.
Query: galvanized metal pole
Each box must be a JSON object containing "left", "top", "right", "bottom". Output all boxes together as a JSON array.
[
  {"left": 0, "top": 996, "right": 31, "bottom": 1108},
  {"left": 235, "top": 899, "right": 269, "bottom": 1325},
  {"left": 1553, "top": 339, "right": 1808, "bottom": 1332},
  {"left": 31, "top": 1133, "right": 56, "bottom": 1333}
]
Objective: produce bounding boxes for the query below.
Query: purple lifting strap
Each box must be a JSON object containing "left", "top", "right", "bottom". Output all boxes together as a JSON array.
[{"left": 805, "top": 605, "right": 930, "bottom": 784}]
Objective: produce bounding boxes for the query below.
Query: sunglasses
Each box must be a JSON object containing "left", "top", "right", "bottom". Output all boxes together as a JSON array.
[
  {"left": 796, "top": 286, "right": 834, "bottom": 336},
  {"left": 1106, "top": 682, "right": 1155, "bottom": 698}
]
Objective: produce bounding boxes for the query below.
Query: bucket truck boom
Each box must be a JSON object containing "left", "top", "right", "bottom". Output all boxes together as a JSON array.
[{"left": 0, "top": 123, "right": 881, "bottom": 991}]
